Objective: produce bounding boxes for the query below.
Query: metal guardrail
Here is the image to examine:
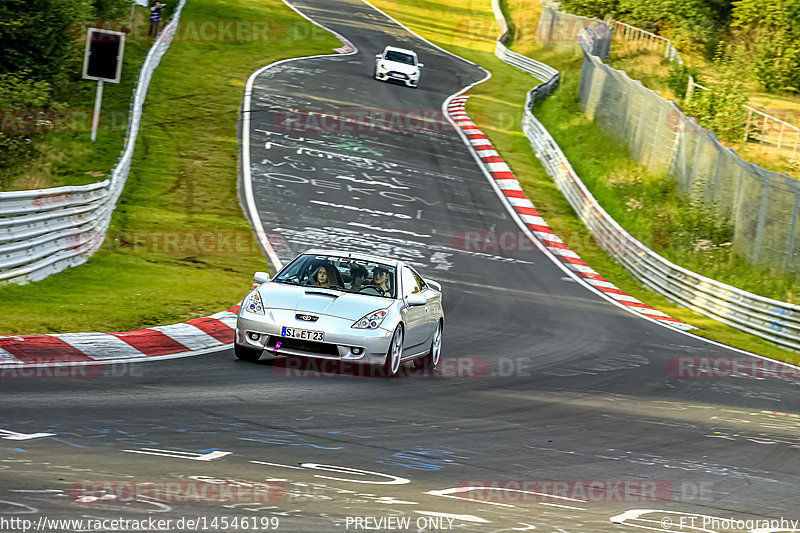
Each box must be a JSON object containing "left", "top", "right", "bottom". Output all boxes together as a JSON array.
[
  {"left": 490, "top": 2, "right": 800, "bottom": 352},
  {"left": 0, "top": 0, "right": 187, "bottom": 286}
]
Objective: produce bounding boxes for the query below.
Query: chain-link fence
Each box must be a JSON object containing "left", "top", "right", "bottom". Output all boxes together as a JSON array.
[
  {"left": 537, "top": 4, "right": 601, "bottom": 53},
  {"left": 578, "top": 49, "right": 800, "bottom": 272},
  {"left": 537, "top": 3, "right": 677, "bottom": 63}
]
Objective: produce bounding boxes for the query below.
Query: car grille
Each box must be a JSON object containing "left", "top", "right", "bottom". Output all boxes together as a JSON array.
[
  {"left": 388, "top": 71, "right": 409, "bottom": 79},
  {"left": 267, "top": 337, "right": 339, "bottom": 357}
]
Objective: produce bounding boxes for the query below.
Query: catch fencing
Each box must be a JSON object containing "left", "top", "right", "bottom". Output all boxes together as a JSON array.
[
  {"left": 536, "top": 2, "right": 679, "bottom": 64},
  {"left": 489, "top": 1, "right": 800, "bottom": 351},
  {"left": 0, "top": 0, "right": 187, "bottom": 286},
  {"left": 579, "top": 48, "right": 800, "bottom": 272}
]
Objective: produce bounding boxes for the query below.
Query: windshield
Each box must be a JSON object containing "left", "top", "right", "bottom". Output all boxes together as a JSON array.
[
  {"left": 273, "top": 254, "right": 397, "bottom": 298},
  {"left": 384, "top": 51, "right": 416, "bottom": 65}
]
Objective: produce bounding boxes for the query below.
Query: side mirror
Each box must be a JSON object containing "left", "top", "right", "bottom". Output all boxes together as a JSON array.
[
  {"left": 253, "top": 271, "right": 270, "bottom": 284},
  {"left": 417, "top": 63, "right": 424, "bottom": 68},
  {"left": 406, "top": 293, "right": 427, "bottom": 306},
  {"left": 375, "top": 54, "right": 382, "bottom": 59}
]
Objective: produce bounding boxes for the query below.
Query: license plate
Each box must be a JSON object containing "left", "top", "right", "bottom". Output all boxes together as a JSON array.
[{"left": 281, "top": 327, "right": 324, "bottom": 342}]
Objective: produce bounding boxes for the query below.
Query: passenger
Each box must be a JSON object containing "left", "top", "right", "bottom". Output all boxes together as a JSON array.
[
  {"left": 311, "top": 264, "right": 338, "bottom": 288},
  {"left": 350, "top": 265, "right": 369, "bottom": 291}
]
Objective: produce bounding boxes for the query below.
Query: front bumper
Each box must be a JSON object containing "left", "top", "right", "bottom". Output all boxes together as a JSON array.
[
  {"left": 375, "top": 67, "right": 419, "bottom": 87},
  {"left": 236, "top": 309, "right": 393, "bottom": 365}
]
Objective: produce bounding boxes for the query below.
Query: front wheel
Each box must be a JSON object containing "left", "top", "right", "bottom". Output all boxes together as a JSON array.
[
  {"left": 415, "top": 320, "right": 442, "bottom": 370},
  {"left": 234, "top": 344, "right": 262, "bottom": 362},
  {"left": 383, "top": 326, "right": 403, "bottom": 377}
]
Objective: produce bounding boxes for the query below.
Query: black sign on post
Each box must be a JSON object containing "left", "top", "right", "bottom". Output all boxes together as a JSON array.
[
  {"left": 82, "top": 28, "right": 125, "bottom": 141},
  {"left": 82, "top": 28, "right": 126, "bottom": 83}
]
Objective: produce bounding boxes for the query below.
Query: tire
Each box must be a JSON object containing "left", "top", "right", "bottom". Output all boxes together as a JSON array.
[
  {"left": 382, "top": 325, "right": 404, "bottom": 377},
  {"left": 414, "top": 320, "right": 442, "bottom": 370},
  {"left": 234, "top": 343, "right": 262, "bottom": 362}
]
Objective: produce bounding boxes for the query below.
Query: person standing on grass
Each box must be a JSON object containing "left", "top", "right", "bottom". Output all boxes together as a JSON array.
[{"left": 149, "top": 1, "right": 166, "bottom": 37}]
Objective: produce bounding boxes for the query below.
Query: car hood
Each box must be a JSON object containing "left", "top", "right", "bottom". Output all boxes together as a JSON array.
[
  {"left": 381, "top": 61, "right": 418, "bottom": 74},
  {"left": 258, "top": 283, "right": 390, "bottom": 321}
]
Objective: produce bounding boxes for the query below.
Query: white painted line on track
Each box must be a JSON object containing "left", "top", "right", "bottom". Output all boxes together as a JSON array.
[{"left": 241, "top": 0, "right": 358, "bottom": 273}]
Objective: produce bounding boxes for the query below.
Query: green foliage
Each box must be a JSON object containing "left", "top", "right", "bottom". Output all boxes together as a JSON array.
[
  {"left": 684, "top": 48, "right": 748, "bottom": 142},
  {"left": 557, "top": 0, "right": 621, "bottom": 19},
  {"left": 560, "top": 0, "right": 733, "bottom": 48},
  {"left": 0, "top": 71, "right": 57, "bottom": 185},
  {"left": 665, "top": 64, "right": 702, "bottom": 100},
  {"left": 730, "top": 0, "right": 800, "bottom": 92},
  {"left": 0, "top": 0, "right": 92, "bottom": 83},
  {"left": 669, "top": 200, "right": 735, "bottom": 250}
]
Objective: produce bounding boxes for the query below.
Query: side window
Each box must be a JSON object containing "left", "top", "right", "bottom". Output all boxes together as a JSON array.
[
  {"left": 401, "top": 267, "right": 421, "bottom": 297},
  {"left": 412, "top": 270, "right": 427, "bottom": 291}
]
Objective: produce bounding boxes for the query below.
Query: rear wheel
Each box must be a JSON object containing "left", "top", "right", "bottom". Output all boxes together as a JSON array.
[
  {"left": 382, "top": 326, "right": 403, "bottom": 377},
  {"left": 234, "top": 344, "right": 262, "bottom": 362},
  {"left": 415, "top": 320, "right": 442, "bottom": 370}
]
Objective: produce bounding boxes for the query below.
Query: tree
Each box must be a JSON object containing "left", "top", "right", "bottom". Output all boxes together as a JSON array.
[{"left": 730, "top": 0, "right": 800, "bottom": 91}]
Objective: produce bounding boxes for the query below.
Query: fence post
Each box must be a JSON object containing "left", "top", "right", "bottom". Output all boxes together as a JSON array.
[
  {"left": 685, "top": 76, "right": 695, "bottom": 106},
  {"left": 786, "top": 193, "right": 800, "bottom": 272},
  {"left": 753, "top": 179, "right": 770, "bottom": 262},
  {"left": 711, "top": 151, "right": 723, "bottom": 203},
  {"left": 744, "top": 107, "right": 753, "bottom": 142}
]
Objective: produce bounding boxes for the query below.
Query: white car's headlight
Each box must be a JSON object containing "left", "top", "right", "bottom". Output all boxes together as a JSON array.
[
  {"left": 352, "top": 309, "right": 388, "bottom": 329},
  {"left": 243, "top": 290, "right": 265, "bottom": 315}
]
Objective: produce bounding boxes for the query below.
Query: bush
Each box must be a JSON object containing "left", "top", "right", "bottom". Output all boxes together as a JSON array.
[{"left": 665, "top": 63, "right": 702, "bottom": 100}]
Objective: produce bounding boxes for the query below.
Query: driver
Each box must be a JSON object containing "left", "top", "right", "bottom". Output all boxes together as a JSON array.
[{"left": 372, "top": 266, "right": 392, "bottom": 297}]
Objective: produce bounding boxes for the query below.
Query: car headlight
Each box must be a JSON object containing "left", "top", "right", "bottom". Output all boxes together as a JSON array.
[
  {"left": 352, "top": 309, "right": 388, "bottom": 329},
  {"left": 243, "top": 290, "right": 265, "bottom": 315}
]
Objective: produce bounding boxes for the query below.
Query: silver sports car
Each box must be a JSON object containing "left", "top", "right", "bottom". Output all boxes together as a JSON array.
[{"left": 235, "top": 250, "right": 444, "bottom": 376}]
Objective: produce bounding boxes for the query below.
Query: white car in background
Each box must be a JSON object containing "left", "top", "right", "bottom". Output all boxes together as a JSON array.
[{"left": 374, "top": 46, "right": 423, "bottom": 88}]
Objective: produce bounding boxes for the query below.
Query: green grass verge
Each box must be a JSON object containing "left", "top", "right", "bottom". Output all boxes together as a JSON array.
[
  {"left": 367, "top": 0, "right": 800, "bottom": 365},
  {"left": 0, "top": 0, "right": 340, "bottom": 334}
]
